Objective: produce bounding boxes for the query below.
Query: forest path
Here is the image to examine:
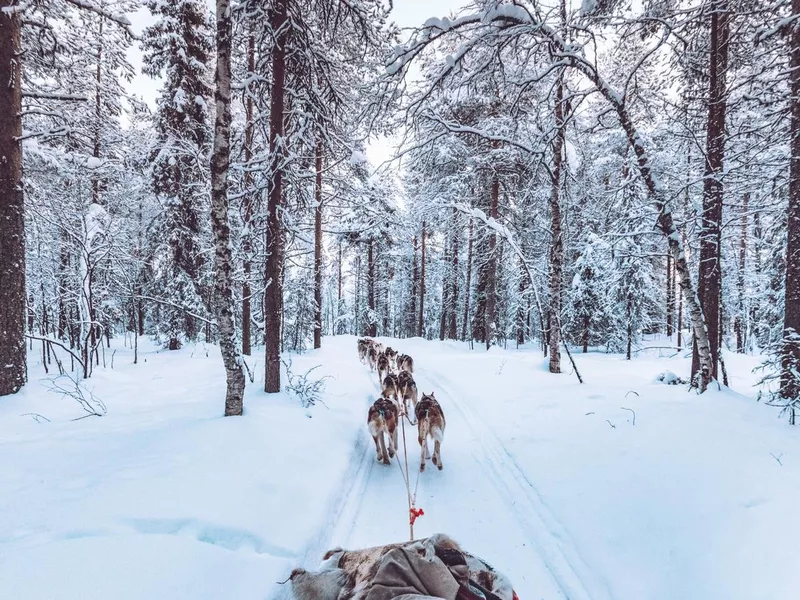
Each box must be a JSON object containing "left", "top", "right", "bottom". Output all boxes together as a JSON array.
[{"left": 280, "top": 337, "right": 613, "bottom": 600}]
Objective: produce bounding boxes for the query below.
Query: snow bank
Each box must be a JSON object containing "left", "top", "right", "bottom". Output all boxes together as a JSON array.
[{"left": 0, "top": 336, "right": 373, "bottom": 600}]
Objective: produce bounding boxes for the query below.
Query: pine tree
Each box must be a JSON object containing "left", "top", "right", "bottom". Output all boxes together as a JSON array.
[{"left": 141, "top": 0, "right": 214, "bottom": 350}]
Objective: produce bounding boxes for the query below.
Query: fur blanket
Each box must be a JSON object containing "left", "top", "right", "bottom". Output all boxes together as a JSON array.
[{"left": 289, "top": 533, "right": 518, "bottom": 600}]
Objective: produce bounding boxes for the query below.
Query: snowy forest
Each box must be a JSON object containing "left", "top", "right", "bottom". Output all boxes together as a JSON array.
[
  {"left": 4, "top": 0, "right": 800, "bottom": 417},
  {"left": 4, "top": 0, "right": 800, "bottom": 598}
]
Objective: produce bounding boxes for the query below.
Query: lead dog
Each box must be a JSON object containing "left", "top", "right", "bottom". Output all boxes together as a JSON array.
[{"left": 415, "top": 392, "right": 445, "bottom": 472}]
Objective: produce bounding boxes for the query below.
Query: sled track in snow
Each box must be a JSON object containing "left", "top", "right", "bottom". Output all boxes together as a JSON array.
[
  {"left": 417, "top": 366, "right": 614, "bottom": 600},
  {"left": 272, "top": 364, "right": 386, "bottom": 600}
]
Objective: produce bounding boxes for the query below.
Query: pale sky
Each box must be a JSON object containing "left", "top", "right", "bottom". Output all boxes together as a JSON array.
[{"left": 124, "top": 0, "right": 468, "bottom": 165}]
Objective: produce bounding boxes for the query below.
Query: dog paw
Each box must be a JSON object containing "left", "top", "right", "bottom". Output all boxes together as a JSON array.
[
  {"left": 437, "top": 463, "right": 443, "bottom": 471},
  {"left": 419, "top": 464, "right": 426, "bottom": 472}
]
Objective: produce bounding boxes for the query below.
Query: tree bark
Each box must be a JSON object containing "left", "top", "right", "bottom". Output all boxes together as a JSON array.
[
  {"left": 780, "top": 0, "right": 800, "bottom": 417},
  {"left": 485, "top": 177, "right": 499, "bottom": 350},
  {"left": 0, "top": 2, "right": 27, "bottom": 396},
  {"left": 735, "top": 192, "right": 749, "bottom": 353},
  {"left": 92, "top": 16, "right": 104, "bottom": 205},
  {"left": 692, "top": 0, "right": 729, "bottom": 384},
  {"left": 313, "top": 136, "right": 323, "bottom": 349},
  {"left": 666, "top": 253, "right": 674, "bottom": 337},
  {"left": 410, "top": 234, "right": 418, "bottom": 337},
  {"left": 462, "top": 217, "right": 473, "bottom": 341},
  {"left": 548, "top": 75, "right": 565, "bottom": 374},
  {"left": 264, "top": 0, "right": 288, "bottom": 393},
  {"left": 418, "top": 223, "right": 426, "bottom": 337},
  {"left": 241, "top": 31, "right": 255, "bottom": 356},
  {"left": 367, "top": 239, "right": 376, "bottom": 337},
  {"left": 337, "top": 239, "right": 343, "bottom": 334},
  {"left": 211, "top": 0, "right": 246, "bottom": 415},
  {"left": 447, "top": 207, "right": 459, "bottom": 339}
]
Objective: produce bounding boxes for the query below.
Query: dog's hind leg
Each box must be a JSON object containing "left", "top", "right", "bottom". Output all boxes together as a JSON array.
[{"left": 378, "top": 432, "right": 390, "bottom": 465}]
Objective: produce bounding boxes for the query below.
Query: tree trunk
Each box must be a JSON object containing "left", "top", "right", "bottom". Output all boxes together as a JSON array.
[
  {"left": 548, "top": 74, "right": 565, "bottom": 374},
  {"left": 92, "top": 16, "right": 104, "bottom": 205},
  {"left": 313, "top": 137, "right": 323, "bottom": 349},
  {"left": 462, "top": 217, "right": 473, "bottom": 341},
  {"left": 780, "top": 0, "right": 800, "bottom": 420},
  {"left": 0, "top": 3, "right": 26, "bottom": 396},
  {"left": 439, "top": 236, "right": 449, "bottom": 341},
  {"left": 241, "top": 31, "right": 255, "bottom": 356},
  {"left": 264, "top": 0, "right": 288, "bottom": 393},
  {"left": 410, "top": 235, "right": 418, "bottom": 337},
  {"left": 666, "top": 253, "right": 674, "bottom": 337},
  {"left": 447, "top": 207, "right": 459, "bottom": 339},
  {"left": 367, "top": 239, "right": 376, "bottom": 337},
  {"left": 516, "top": 270, "right": 526, "bottom": 346},
  {"left": 626, "top": 292, "right": 633, "bottom": 361},
  {"left": 692, "top": 0, "right": 729, "bottom": 384},
  {"left": 337, "top": 239, "right": 343, "bottom": 335},
  {"left": 211, "top": 0, "right": 246, "bottom": 416},
  {"left": 418, "top": 223, "right": 426, "bottom": 338},
  {"left": 485, "top": 177, "right": 498, "bottom": 350},
  {"left": 735, "top": 192, "right": 749, "bottom": 353}
]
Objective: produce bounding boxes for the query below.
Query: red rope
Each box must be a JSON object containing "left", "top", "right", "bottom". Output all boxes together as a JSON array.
[{"left": 409, "top": 506, "right": 424, "bottom": 526}]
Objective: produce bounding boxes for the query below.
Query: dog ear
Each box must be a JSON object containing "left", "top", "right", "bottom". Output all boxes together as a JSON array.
[{"left": 430, "top": 391, "right": 435, "bottom": 398}]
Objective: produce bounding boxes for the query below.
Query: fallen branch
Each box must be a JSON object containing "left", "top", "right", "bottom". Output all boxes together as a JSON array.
[
  {"left": 621, "top": 406, "right": 636, "bottom": 426},
  {"left": 25, "top": 334, "right": 85, "bottom": 375}
]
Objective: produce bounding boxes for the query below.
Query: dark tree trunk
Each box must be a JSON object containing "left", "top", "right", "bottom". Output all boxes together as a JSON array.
[
  {"left": 548, "top": 74, "right": 566, "bottom": 374},
  {"left": 410, "top": 235, "right": 418, "bottom": 337},
  {"left": 211, "top": 0, "right": 245, "bottom": 415},
  {"left": 418, "top": 223, "right": 426, "bottom": 338},
  {"left": 92, "top": 16, "right": 104, "bottom": 205},
  {"left": 354, "top": 255, "right": 361, "bottom": 335},
  {"left": 516, "top": 272, "right": 526, "bottom": 346},
  {"left": 666, "top": 253, "right": 674, "bottom": 337},
  {"left": 462, "top": 217, "right": 473, "bottom": 341},
  {"left": 367, "top": 239, "right": 376, "bottom": 337},
  {"left": 780, "top": 0, "right": 800, "bottom": 420},
  {"left": 337, "top": 239, "right": 343, "bottom": 335},
  {"left": 735, "top": 192, "right": 749, "bottom": 353},
  {"left": 439, "top": 238, "right": 449, "bottom": 341},
  {"left": 0, "top": 2, "right": 26, "bottom": 396},
  {"left": 485, "top": 177, "right": 499, "bottom": 350},
  {"left": 313, "top": 137, "right": 323, "bottom": 349},
  {"left": 241, "top": 31, "right": 255, "bottom": 356},
  {"left": 264, "top": 0, "right": 288, "bottom": 393},
  {"left": 692, "top": 0, "right": 729, "bottom": 384},
  {"left": 447, "top": 207, "right": 459, "bottom": 339}
]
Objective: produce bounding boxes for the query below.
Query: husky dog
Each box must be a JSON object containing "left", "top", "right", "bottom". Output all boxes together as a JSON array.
[
  {"left": 415, "top": 392, "right": 445, "bottom": 472},
  {"left": 397, "top": 370, "right": 418, "bottom": 414},
  {"left": 367, "top": 397, "right": 398, "bottom": 465},
  {"left": 377, "top": 351, "right": 390, "bottom": 385},
  {"left": 366, "top": 345, "right": 378, "bottom": 371},
  {"left": 357, "top": 338, "right": 369, "bottom": 364},
  {"left": 381, "top": 373, "right": 400, "bottom": 405},
  {"left": 398, "top": 353, "right": 414, "bottom": 373},
  {"left": 384, "top": 346, "right": 398, "bottom": 369},
  {"left": 288, "top": 533, "right": 518, "bottom": 600}
]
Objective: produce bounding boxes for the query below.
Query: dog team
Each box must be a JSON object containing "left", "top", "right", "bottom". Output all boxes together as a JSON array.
[{"left": 357, "top": 337, "right": 446, "bottom": 473}]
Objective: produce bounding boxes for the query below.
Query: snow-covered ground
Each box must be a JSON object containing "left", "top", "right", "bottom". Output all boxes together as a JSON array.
[{"left": 1, "top": 335, "right": 798, "bottom": 600}]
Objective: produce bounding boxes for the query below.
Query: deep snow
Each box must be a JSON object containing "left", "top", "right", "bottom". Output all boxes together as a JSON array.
[{"left": 1, "top": 335, "right": 798, "bottom": 600}]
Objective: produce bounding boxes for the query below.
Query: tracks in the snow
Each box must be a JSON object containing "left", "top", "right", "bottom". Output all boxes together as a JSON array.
[{"left": 417, "top": 365, "right": 613, "bottom": 600}]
